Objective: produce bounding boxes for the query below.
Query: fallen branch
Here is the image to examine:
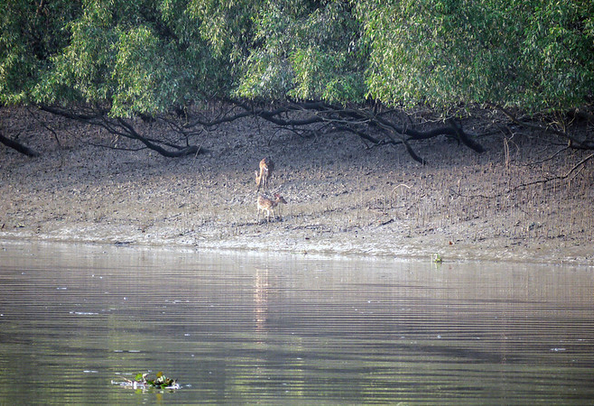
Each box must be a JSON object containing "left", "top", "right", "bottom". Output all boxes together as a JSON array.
[
  {"left": 0, "top": 131, "right": 39, "bottom": 157},
  {"left": 514, "top": 152, "right": 594, "bottom": 189}
]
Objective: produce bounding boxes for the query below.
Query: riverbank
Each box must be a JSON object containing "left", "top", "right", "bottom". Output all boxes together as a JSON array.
[{"left": 1, "top": 107, "right": 593, "bottom": 264}]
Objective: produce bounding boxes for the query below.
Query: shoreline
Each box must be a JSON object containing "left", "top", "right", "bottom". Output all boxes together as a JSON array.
[
  {"left": 1, "top": 108, "right": 593, "bottom": 265},
  {"left": 0, "top": 230, "right": 592, "bottom": 266}
]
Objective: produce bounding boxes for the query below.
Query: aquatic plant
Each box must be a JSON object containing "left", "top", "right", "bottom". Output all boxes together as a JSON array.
[{"left": 113, "top": 371, "right": 180, "bottom": 390}]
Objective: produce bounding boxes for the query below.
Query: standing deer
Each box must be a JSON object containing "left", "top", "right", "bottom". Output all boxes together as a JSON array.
[
  {"left": 255, "top": 157, "right": 274, "bottom": 191},
  {"left": 257, "top": 193, "right": 287, "bottom": 223}
]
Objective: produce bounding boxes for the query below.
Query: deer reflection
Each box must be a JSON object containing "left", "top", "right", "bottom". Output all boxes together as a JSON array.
[{"left": 254, "top": 267, "right": 269, "bottom": 333}]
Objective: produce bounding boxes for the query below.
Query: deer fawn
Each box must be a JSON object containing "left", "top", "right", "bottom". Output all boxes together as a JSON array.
[
  {"left": 257, "top": 193, "right": 287, "bottom": 223},
  {"left": 255, "top": 157, "right": 274, "bottom": 191}
]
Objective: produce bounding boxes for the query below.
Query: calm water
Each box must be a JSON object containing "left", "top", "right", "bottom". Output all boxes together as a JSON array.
[{"left": 0, "top": 242, "right": 593, "bottom": 405}]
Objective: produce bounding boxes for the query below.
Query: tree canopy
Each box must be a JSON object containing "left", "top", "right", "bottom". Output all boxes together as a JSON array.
[{"left": 1, "top": 0, "right": 593, "bottom": 159}]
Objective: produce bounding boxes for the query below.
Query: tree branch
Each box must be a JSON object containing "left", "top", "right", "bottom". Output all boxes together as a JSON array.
[
  {"left": 514, "top": 152, "right": 594, "bottom": 190},
  {"left": 39, "top": 104, "right": 205, "bottom": 158},
  {"left": 488, "top": 103, "right": 594, "bottom": 150},
  {"left": 0, "top": 131, "right": 40, "bottom": 157},
  {"left": 37, "top": 101, "right": 485, "bottom": 162}
]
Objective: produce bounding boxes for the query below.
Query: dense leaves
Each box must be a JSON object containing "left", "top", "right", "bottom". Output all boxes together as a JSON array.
[
  {"left": 1, "top": 0, "right": 592, "bottom": 161},
  {"left": 28, "top": 0, "right": 233, "bottom": 116},
  {"left": 0, "top": 0, "right": 80, "bottom": 104},
  {"left": 361, "top": 0, "right": 594, "bottom": 111},
  {"left": 237, "top": 1, "right": 367, "bottom": 104},
  {"left": 2, "top": 0, "right": 592, "bottom": 114}
]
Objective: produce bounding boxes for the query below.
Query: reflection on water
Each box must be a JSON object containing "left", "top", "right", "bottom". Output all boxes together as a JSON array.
[{"left": 1, "top": 241, "right": 593, "bottom": 404}]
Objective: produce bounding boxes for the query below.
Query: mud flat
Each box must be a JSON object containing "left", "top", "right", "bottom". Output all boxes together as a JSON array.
[{"left": 1, "top": 107, "right": 593, "bottom": 265}]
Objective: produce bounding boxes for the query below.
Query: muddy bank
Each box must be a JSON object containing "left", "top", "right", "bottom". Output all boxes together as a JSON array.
[{"left": 1, "top": 107, "right": 593, "bottom": 264}]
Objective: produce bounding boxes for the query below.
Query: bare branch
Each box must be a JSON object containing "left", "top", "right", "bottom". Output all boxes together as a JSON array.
[
  {"left": 36, "top": 101, "right": 485, "bottom": 162},
  {"left": 489, "top": 103, "right": 594, "bottom": 150},
  {"left": 39, "top": 104, "right": 205, "bottom": 158},
  {"left": 0, "top": 131, "right": 40, "bottom": 157},
  {"left": 514, "top": 152, "right": 594, "bottom": 190}
]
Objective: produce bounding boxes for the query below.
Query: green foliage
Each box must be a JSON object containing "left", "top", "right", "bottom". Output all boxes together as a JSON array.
[
  {"left": 140, "top": 371, "right": 178, "bottom": 389},
  {"left": 185, "top": 0, "right": 260, "bottom": 61},
  {"left": 0, "top": 0, "right": 592, "bottom": 115},
  {"left": 121, "top": 371, "right": 179, "bottom": 390},
  {"left": 235, "top": 5, "right": 295, "bottom": 100},
  {"left": 361, "top": 0, "right": 594, "bottom": 112},
  {"left": 521, "top": 0, "right": 594, "bottom": 111},
  {"left": 237, "top": 0, "right": 367, "bottom": 104},
  {"left": 13, "top": 0, "right": 234, "bottom": 116},
  {"left": 35, "top": 1, "right": 118, "bottom": 105},
  {"left": 0, "top": 0, "right": 80, "bottom": 104}
]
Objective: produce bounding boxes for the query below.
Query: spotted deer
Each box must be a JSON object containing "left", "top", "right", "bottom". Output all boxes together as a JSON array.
[
  {"left": 255, "top": 157, "right": 274, "bottom": 191},
  {"left": 257, "top": 193, "right": 287, "bottom": 223}
]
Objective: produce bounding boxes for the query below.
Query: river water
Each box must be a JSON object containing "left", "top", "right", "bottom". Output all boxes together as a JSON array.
[{"left": 0, "top": 241, "right": 593, "bottom": 404}]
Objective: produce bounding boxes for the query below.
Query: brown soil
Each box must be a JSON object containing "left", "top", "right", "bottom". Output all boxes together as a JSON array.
[{"left": 1, "top": 107, "right": 593, "bottom": 264}]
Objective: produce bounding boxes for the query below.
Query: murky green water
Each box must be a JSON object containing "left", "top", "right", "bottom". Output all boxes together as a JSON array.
[{"left": 0, "top": 241, "right": 593, "bottom": 404}]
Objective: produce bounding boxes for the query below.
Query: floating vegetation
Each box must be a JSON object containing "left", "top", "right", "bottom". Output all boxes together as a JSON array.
[{"left": 112, "top": 371, "right": 180, "bottom": 390}]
